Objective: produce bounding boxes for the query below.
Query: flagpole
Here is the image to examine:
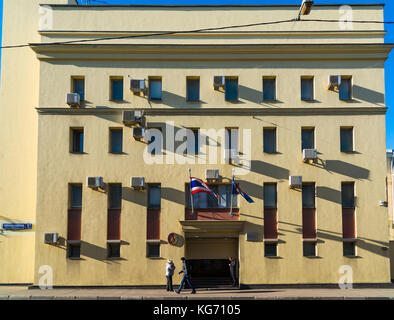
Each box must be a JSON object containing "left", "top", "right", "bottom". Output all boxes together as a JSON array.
[
  {"left": 188, "top": 168, "right": 195, "bottom": 216},
  {"left": 230, "top": 168, "right": 235, "bottom": 217}
]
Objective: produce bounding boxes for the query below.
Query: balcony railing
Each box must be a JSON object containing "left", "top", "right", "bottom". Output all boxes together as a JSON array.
[{"left": 185, "top": 208, "right": 239, "bottom": 221}]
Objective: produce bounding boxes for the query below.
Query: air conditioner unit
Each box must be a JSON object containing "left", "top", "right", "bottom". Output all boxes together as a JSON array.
[
  {"left": 206, "top": 169, "right": 220, "bottom": 181},
  {"left": 86, "top": 176, "right": 104, "bottom": 189},
  {"left": 44, "top": 233, "right": 59, "bottom": 245},
  {"left": 66, "top": 93, "right": 80, "bottom": 107},
  {"left": 130, "top": 79, "right": 146, "bottom": 93},
  {"left": 213, "top": 76, "right": 225, "bottom": 89},
  {"left": 133, "top": 127, "right": 146, "bottom": 140},
  {"left": 131, "top": 177, "right": 146, "bottom": 190},
  {"left": 303, "top": 149, "right": 317, "bottom": 162},
  {"left": 122, "top": 110, "right": 145, "bottom": 126},
  {"left": 328, "top": 75, "right": 341, "bottom": 90},
  {"left": 289, "top": 176, "right": 302, "bottom": 189}
]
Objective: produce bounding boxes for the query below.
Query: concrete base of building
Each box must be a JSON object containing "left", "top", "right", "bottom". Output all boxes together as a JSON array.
[{"left": 26, "top": 282, "right": 394, "bottom": 290}]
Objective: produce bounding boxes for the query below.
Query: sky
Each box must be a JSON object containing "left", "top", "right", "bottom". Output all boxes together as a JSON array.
[{"left": 0, "top": 0, "right": 393, "bottom": 149}]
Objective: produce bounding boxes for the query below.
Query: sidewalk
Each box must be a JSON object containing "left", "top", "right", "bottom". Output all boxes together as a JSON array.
[{"left": 1, "top": 286, "right": 394, "bottom": 300}]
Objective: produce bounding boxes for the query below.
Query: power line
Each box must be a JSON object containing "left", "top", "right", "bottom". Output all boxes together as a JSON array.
[{"left": 1, "top": 18, "right": 394, "bottom": 50}]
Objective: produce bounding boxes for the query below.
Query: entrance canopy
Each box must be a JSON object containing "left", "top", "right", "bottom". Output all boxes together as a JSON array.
[{"left": 179, "top": 220, "right": 245, "bottom": 238}]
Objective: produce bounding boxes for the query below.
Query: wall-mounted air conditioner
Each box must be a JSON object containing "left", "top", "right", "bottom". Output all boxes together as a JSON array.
[
  {"left": 328, "top": 75, "right": 341, "bottom": 91},
  {"left": 206, "top": 169, "right": 220, "bottom": 181},
  {"left": 66, "top": 93, "right": 80, "bottom": 107},
  {"left": 213, "top": 76, "right": 225, "bottom": 89},
  {"left": 130, "top": 79, "right": 146, "bottom": 93},
  {"left": 133, "top": 127, "right": 146, "bottom": 140},
  {"left": 303, "top": 149, "right": 317, "bottom": 162},
  {"left": 87, "top": 176, "right": 104, "bottom": 189},
  {"left": 131, "top": 177, "right": 146, "bottom": 190},
  {"left": 44, "top": 233, "right": 59, "bottom": 245},
  {"left": 289, "top": 176, "right": 302, "bottom": 189},
  {"left": 122, "top": 110, "right": 145, "bottom": 126}
]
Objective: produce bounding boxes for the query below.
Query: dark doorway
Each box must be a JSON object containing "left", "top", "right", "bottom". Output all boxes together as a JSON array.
[{"left": 188, "top": 259, "right": 236, "bottom": 288}]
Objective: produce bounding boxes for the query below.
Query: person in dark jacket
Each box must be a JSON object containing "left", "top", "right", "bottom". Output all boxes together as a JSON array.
[
  {"left": 176, "top": 257, "right": 196, "bottom": 294},
  {"left": 229, "top": 257, "right": 237, "bottom": 287}
]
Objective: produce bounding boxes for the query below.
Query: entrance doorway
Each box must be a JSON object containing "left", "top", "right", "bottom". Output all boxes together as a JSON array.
[{"left": 185, "top": 237, "right": 238, "bottom": 287}]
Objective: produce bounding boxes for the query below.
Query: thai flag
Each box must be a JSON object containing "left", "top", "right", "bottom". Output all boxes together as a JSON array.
[
  {"left": 232, "top": 177, "right": 254, "bottom": 203},
  {"left": 190, "top": 177, "right": 218, "bottom": 198}
]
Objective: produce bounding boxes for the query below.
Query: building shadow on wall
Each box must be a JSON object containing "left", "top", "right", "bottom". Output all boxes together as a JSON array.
[
  {"left": 234, "top": 180, "right": 264, "bottom": 200},
  {"left": 323, "top": 160, "right": 370, "bottom": 180},
  {"left": 238, "top": 85, "right": 262, "bottom": 104},
  {"left": 277, "top": 220, "right": 389, "bottom": 258},
  {"left": 250, "top": 160, "right": 289, "bottom": 181},
  {"left": 352, "top": 85, "right": 385, "bottom": 105},
  {"left": 316, "top": 186, "right": 342, "bottom": 205},
  {"left": 122, "top": 187, "right": 147, "bottom": 207},
  {"left": 161, "top": 187, "right": 185, "bottom": 206},
  {"left": 80, "top": 241, "right": 108, "bottom": 263}
]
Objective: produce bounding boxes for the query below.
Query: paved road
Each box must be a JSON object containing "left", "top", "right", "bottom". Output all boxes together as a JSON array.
[{"left": 1, "top": 286, "right": 394, "bottom": 300}]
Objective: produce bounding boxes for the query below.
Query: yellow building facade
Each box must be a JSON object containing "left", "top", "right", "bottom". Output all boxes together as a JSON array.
[{"left": 0, "top": 1, "right": 392, "bottom": 287}]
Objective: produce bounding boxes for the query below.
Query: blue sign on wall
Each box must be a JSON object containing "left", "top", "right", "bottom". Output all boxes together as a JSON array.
[{"left": 2, "top": 223, "right": 32, "bottom": 230}]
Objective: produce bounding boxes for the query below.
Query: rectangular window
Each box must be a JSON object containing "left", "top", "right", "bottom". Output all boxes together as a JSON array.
[
  {"left": 302, "top": 183, "right": 315, "bottom": 209},
  {"left": 301, "top": 128, "right": 315, "bottom": 150},
  {"left": 303, "top": 241, "right": 317, "bottom": 257},
  {"left": 263, "top": 77, "right": 276, "bottom": 101},
  {"left": 225, "top": 128, "right": 239, "bottom": 160},
  {"left": 264, "top": 243, "right": 277, "bottom": 257},
  {"left": 108, "top": 243, "right": 121, "bottom": 259},
  {"left": 339, "top": 77, "right": 352, "bottom": 100},
  {"left": 68, "top": 243, "right": 81, "bottom": 259},
  {"left": 109, "top": 128, "right": 123, "bottom": 153},
  {"left": 187, "top": 184, "right": 236, "bottom": 209},
  {"left": 148, "top": 184, "right": 161, "bottom": 209},
  {"left": 186, "top": 77, "right": 200, "bottom": 101},
  {"left": 149, "top": 78, "right": 162, "bottom": 100},
  {"left": 340, "top": 127, "right": 354, "bottom": 152},
  {"left": 147, "top": 127, "right": 163, "bottom": 155},
  {"left": 264, "top": 183, "right": 277, "bottom": 208},
  {"left": 186, "top": 129, "right": 199, "bottom": 155},
  {"left": 70, "top": 184, "right": 82, "bottom": 209},
  {"left": 110, "top": 78, "right": 123, "bottom": 101},
  {"left": 342, "top": 182, "right": 356, "bottom": 243},
  {"left": 68, "top": 184, "right": 82, "bottom": 243},
  {"left": 147, "top": 242, "right": 160, "bottom": 258},
  {"left": 301, "top": 77, "right": 314, "bottom": 101},
  {"left": 108, "top": 184, "right": 122, "bottom": 209},
  {"left": 71, "top": 128, "right": 84, "bottom": 153},
  {"left": 341, "top": 182, "right": 355, "bottom": 208},
  {"left": 263, "top": 128, "right": 277, "bottom": 153},
  {"left": 225, "top": 77, "right": 239, "bottom": 101},
  {"left": 343, "top": 241, "right": 356, "bottom": 256},
  {"left": 72, "top": 77, "right": 85, "bottom": 101}
]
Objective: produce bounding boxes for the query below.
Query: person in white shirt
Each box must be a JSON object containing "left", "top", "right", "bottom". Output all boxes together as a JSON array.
[{"left": 166, "top": 259, "right": 176, "bottom": 292}]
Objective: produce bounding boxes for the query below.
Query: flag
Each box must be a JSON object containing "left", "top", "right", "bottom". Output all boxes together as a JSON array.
[
  {"left": 190, "top": 177, "right": 218, "bottom": 198},
  {"left": 232, "top": 177, "right": 254, "bottom": 203}
]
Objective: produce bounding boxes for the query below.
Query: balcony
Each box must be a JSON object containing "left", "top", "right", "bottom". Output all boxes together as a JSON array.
[{"left": 185, "top": 208, "right": 239, "bottom": 221}]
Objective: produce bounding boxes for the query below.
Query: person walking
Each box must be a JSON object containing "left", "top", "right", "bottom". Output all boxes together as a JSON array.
[
  {"left": 166, "top": 260, "right": 176, "bottom": 292},
  {"left": 229, "top": 257, "right": 237, "bottom": 287},
  {"left": 176, "top": 257, "right": 196, "bottom": 294}
]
